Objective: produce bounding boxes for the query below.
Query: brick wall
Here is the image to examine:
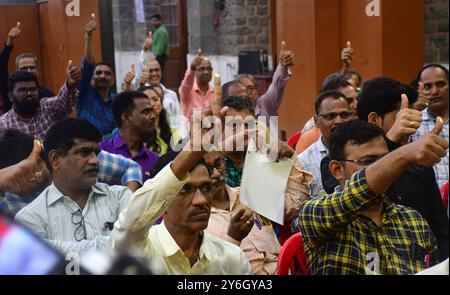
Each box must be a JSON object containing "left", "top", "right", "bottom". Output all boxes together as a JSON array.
[
  {"left": 425, "top": 0, "right": 449, "bottom": 63},
  {"left": 187, "top": 0, "right": 271, "bottom": 55}
]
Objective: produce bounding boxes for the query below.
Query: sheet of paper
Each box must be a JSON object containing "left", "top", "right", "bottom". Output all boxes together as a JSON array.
[{"left": 239, "top": 140, "right": 294, "bottom": 225}]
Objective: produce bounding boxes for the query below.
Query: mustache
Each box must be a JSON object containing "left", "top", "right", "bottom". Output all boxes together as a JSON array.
[
  {"left": 189, "top": 206, "right": 210, "bottom": 216},
  {"left": 85, "top": 168, "right": 99, "bottom": 174}
]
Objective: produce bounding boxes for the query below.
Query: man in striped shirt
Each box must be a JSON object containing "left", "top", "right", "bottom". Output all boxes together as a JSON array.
[{"left": 15, "top": 119, "right": 132, "bottom": 255}]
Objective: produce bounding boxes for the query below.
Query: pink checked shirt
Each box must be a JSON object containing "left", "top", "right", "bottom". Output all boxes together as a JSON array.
[
  {"left": 179, "top": 69, "right": 214, "bottom": 120},
  {"left": 0, "top": 82, "right": 76, "bottom": 141}
]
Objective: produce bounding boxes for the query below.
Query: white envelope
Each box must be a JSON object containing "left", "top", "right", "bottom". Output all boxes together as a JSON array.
[{"left": 239, "top": 139, "right": 294, "bottom": 225}]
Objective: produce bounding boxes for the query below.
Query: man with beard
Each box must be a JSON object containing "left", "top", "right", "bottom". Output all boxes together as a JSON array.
[
  {"left": 298, "top": 90, "right": 353, "bottom": 197},
  {"left": 77, "top": 17, "right": 117, "bottom": 136},
  {"left": 99, "top": 91, "right": 159, "bottom": 182},
  {"left": 410, "top": 65, "right": 449, "bottom": 189},
  {"left": 1, "top": 22, "right": 54, "bottom": 113},
  {"left": 0, "top": 64, "right": 81, "bottom": 141},
  {"left": 15, "top": 119, "right": 132, "bottom": 255}
]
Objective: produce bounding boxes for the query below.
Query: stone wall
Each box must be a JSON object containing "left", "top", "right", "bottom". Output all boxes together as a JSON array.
[
  {"left": 425, "top": 0, "right": 449, "bottom": 63},
  {"left": 187, "top": 0, "right": 271, "bottom": 55}
]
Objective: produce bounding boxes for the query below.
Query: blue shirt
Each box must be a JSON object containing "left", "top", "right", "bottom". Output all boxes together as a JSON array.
[{"left": 77, "top": 57, "right": 116, "bottom": 135}]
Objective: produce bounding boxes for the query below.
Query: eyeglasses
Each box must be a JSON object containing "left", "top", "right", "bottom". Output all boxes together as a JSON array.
[
  {"left": 318, "top": 111, "right": 353, "bottom": 121},
  {"left": 72, "top": 209, "right": 87, "bottom": 241},
  {"left": 149, "top": 68, "right": 161, "bottom": 74},
  {"left": 338, "top": 157, "right": 379, "bottom": 167},
  {"left": 180, "top": 183, "right": 215, "bottom": 199},
  {"left": 207, "top": 158, "right": 226, "bottom": 173},
  {"left": 15, "top": 87, "right": 39, "bottom": 96},
  {"left": 196, "top": 67, "right": 213, "bottom": 73}
]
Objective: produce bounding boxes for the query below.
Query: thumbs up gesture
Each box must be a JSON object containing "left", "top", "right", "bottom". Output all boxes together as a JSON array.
[
  {"left": 0, "top": 140, "right": 48, "bottom": 195},
  {"left": 413, "top": 82, "right": 431, "bottom": 111},
  {"left": 386, "top": 94, "right": 423, "bottom": 145},
  {"left": 406, "top": 116, "right": 448, "bottom": 167},
  {"left": 143, "top": 31, "right": 153, "bottom": 51},
  {"left": 191, "top": 49, "right": 204, "bottom": 71},
  {"left": 67, "top": 60, "right": 82, "bottom": 88},
  {"left": 124, "top": 64, "right": 136, "bottom": 84},
  {"left": 279, "top": 41, "right": 295, "bottom": 67},
  {"left": 341, "top": 41, "right": 354, "bottom": 73},
  {"left": 84, "top": 13, "right": 97, "bottom": 35},
  {"left": 6, "top": 22, "right": 22, "bottom": 46}
]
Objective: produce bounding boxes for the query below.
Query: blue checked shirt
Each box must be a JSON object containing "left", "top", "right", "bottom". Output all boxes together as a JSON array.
[
  {"left": 76, "top": 57, "right": 117, "bottom": 135},
  {"left": 97, "top": 151, "right": 143, "bottom": 186},
  {"left": 410, "top": 109, "right": 449, "bottom": 188},
  {"left": 298, "top": 137, "right": 329, "bottom": 197}
]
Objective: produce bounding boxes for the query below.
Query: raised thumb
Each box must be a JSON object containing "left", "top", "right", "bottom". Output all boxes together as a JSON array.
[
  {"left": 400, "top": 94, "right": 409, "bottom": 110},
  {"left": 431, "top": 117, "right": 444, "bottom": 136}
]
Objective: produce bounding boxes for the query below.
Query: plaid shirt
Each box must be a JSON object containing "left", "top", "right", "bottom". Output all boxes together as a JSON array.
[
  {"left": 298, "top": 137, "right": 329, "bottom": 197},
  {"left": 225, "top": 157, "right": 244, "bottom": 188},
  {"left": 77, "top": 58, "right": 116, "bottom": 136},
  {"left": 410, "top": 109, "right": 449, "bottom": 188},
  {"left": 98, "top": 151, "right": 143, "bottom": 186},
  {"left": 298, "top": 169, "right": 438, "bottom": 275},
  {"left": 0, "top": 192, "right": 38, "bottom": 218},
  {"left": 0, "top": 82, "right": 75, "bottom": 141}
]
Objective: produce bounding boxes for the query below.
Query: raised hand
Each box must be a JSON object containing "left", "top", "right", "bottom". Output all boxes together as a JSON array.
[
  {"left": 385, "top": 94, "right": 423, "bottom": 144},
  {"left": 227, "top": 209, "right": 254, "bottom": 242},
  {"left": 279, "top": 41, "right": 295, "bottom": 67},
  {"left": 122, "top": 64, "right": 136, "bottom": 91},
  {"left": 123, "top": 64, "right": 136, "bottom": 84},
  {"left": 190, "top": 49, "right": 204, "bottom": 71},
  {"left": 405, "top": 116, "right": 449, "bottom": 167},
  {"left": 341, "top": 41, "right": 354, "bottom": 73},
  {"left": 413, "top": 82, "right": 431, "bottom": 111},
  {"left": 143, "top": 31, "right": 153, "bottom": 51},
  {"left": 84, "top": 13, "right": 97, "bottom": 35},
  {"left": 0, "top": 140, "right": 47, "bottom": 195},
  {"left": 67, "top": 60, "right": 82, "bottom": 88},
  {"left": 6, "top": 22, "right": 22, "bottom": 46}
]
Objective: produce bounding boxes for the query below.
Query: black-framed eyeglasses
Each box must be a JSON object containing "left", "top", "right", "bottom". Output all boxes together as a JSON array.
[
  {"left": 318, "top": 111, "right": 353, "bottom": 121},
  {"left": 71, "top": 209, "right": 87, "bottom": 241},
  {"left": 338, "top": 157, "right": 379, "bottom": 167},
  {"left": 180, "top": 183, "right": 215, "bottom": 199}
]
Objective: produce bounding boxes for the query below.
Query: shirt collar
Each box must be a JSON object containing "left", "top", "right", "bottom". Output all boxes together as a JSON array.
[
  {"left": 158, "top": 221, "right": 213, "bottom": 262},
  {"left": 424, "top": 109, "right": 450, "bottom": 125},
  {"left": 193, "top": 81, "right": 213, "bottom": 96},
  {"left": 46, "top": 183, "right": 107, "bottom": 207},
  {"left": 112, "top": 134, "right": 152, "bottom": 159},
  {"left": 317, "top": 137, "right": 329, "bottom": 153}
]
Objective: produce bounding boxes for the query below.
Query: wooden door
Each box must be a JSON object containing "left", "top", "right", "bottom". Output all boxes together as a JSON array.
[
  {"left": 159, "top": 0, "right": 188, "bottom": 90},
  {"left": 0, "top": 4, "right": 40, "bottom": 112},
  {"left": 37, "top": 0, "right": 102, "bottom": 93}
]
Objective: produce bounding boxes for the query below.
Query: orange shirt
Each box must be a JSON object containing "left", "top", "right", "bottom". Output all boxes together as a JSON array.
[{"left": 295, "top": 127, "right": 322, "bottom": 155}]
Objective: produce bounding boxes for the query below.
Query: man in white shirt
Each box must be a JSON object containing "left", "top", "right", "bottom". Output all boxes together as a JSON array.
[{"left": 15, "top": 118, "right": 132, "bottom": 255}]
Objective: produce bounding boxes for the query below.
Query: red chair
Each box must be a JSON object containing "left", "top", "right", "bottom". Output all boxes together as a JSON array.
[
  {"left": 440, "top": 181, "right": 449, "bottom": 211},
  {"left": 286, "top": 131, "right": 301, "bottom": 149},
  {"left": 277, "top": 232, "right": 309, "bottom": 275}
]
